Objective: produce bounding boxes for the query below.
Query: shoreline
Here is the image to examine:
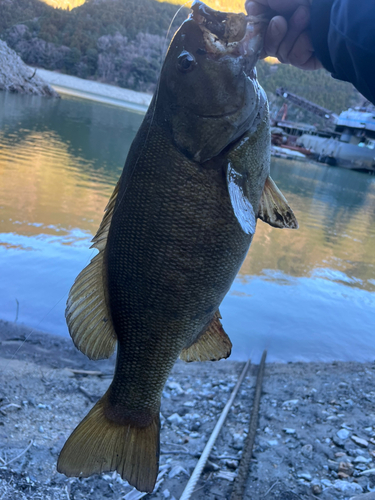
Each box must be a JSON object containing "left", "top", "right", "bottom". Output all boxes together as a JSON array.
[
  {"left": 1, "top": 319, "right": 375, "bottom": 499},
  {"left": 35, "top": 68, "right": 152, "bottom": 113}
]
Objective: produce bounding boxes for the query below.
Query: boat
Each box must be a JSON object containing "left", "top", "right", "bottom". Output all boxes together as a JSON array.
[{"left": 273, "top": 89, "right": 375, "bottom": 173}]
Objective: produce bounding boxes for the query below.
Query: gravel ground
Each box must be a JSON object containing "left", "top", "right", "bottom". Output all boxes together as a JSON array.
[{"left": 1, "top": 319, "right": 375, "bottom": 500}]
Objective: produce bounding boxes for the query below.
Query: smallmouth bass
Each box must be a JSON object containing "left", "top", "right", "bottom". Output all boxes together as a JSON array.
[{"left": 57, "top": 1, "right": 298, "bottom": 492}]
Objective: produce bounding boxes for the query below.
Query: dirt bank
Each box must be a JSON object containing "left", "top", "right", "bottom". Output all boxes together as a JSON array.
[
  {"left": 0, "top": 41, "right": 58, "bottom": 97},
  {"left": 1, "top": 319, "right": 374, "bottom": 500}
]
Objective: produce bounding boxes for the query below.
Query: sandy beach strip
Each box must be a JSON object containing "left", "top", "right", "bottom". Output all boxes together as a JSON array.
[{"left": 35, "top": 68, "right": 152, "bottom": 113}]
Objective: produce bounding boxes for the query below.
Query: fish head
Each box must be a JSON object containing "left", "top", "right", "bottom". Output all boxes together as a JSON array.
[{"left": 157, "top": 0, "right": 268, "bottom": 162}]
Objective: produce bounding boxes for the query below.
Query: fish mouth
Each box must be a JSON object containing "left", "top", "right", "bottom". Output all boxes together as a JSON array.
[{"left": 190, "top": 0, "right": 268, "bottom": 68}]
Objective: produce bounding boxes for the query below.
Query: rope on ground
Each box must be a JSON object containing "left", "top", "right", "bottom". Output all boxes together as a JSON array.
[
  {"left": 179, "top": 358, "right": 251, "bottom": 500},
  {"left": 230, "top": 350, "right": 267, "bottom": 500}
]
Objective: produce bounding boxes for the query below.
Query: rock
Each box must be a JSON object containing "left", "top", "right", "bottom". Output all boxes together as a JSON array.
[
  {"left": 351, "top": 436, "right": 369, "bottom": 448},
  {"left": 162, "top": 390, "right": 171, "bottom": 399},
  {"left": 345, "top": 442, "right": 359, "bottom": 455},
  {"left": 167, "top": 382, "right": 184, "bottom": 394},
  {"left": 189, "top": 432, "right": 200, "bottom": 439},
  {"left": 282, "top": 399, "right": 299, "bottom": 410},
  {"left": 335, "top": 452, "right": 350, "bottom": 461},
  {"left": 311, "top": 479, "right": 322, "bottom": 495},
  {"left": 168, "top": 465, "right": 189, "bottom": 479},
  {"left": 342, "top": 423, "right": 353, "bottom": 430},
  {"left": 267, "top": 440, "right": 278, "bottom": 446},
  {"left": 163, "top": 489, "right": 171, "bottom": 499},
  {"left": 223, "top": 459, "right": 238, "bottom": 470},
  {"left": 283, "top": 428, "right": 296, "bottom": 435},
  {"left": 333, "top": 435, "right": 346, "bottom": 447},
  {"left": 350, "top": 493, "right": 375, "bottom": 500},
  {"left": 301, "top": 444, "right": 313, "bottom": 459},
  {"left": 191, "top": 421, "right": 201, "bottom": 431},
  {"left": 328, "top": 460, "right": 339, "bottom": 472},
  {"left": 314, "top": 441, "right": 335, "bottom": 459},
  {"left": 0, "top": 41, "right": 59, "bottom": 97},
  {"left": 216, "top": 470, "right": 237, "bottom": 481},
  {"left": 61, "top": 368, "right": 76, "bottom": 378},
  {"left": 232, "top": 433, "right": 244, "bottom": 450},
  {"left": 338, "top": 472, "right": 350, "bottom": 479},
  {"left": 321, "top": 479, "right": 333, "bottom": 487},
  {"left": 337, "top": 429, "right": 351, "bottom": 440},
  {"left": 354, "top": 456, "right": 372, "bottom": 464},
  {"left": 204, "top": 460, "right": 220, "bottom": 472},
  {"left": 339, "top": 461, "right": 354, "bottom": 476},
  {"left": 297, "top": 472, "right": 312, "bottom": 481},
  {"left": 167, "top": 413, "right": 183, "bottom": 425},
  {"left": 333, "top": 480, "right": 363, "bottom": 494}
]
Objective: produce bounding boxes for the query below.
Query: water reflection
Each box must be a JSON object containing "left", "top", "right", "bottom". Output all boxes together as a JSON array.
[
  {"left": 0, "top": 91, "right": 143, "bottom": 173},
  {"left": 240, "top": 161, "right": 375, "bottom": 293},
  {"left": 1, "top": 92, "right": 375, "bottom": 361}
]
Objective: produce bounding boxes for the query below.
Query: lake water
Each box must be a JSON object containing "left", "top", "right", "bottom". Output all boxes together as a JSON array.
[{"left": 1, "top": 91, "right": 375, "bottom": 363}]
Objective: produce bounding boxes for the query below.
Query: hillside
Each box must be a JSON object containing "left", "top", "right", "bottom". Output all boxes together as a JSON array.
[{"left": 0, "top": 0, "right": 360, "bottom": 109}]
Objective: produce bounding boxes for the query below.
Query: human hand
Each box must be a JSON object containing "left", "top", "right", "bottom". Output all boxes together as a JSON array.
[{"left": 245, "top": 0, "right": 322, "bottom": 70}]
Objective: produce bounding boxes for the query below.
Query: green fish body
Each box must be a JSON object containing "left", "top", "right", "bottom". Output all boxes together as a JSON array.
[{"left": 58, "top": 1, "right": 297, "bottom": 492}]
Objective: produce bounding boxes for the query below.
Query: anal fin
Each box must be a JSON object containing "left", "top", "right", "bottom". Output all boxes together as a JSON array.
[
  {"left": 258, "top": 176, "right": 298, "bottom": 229},
  {"left": 180, "top": 311, "right": 232, "bottom": 362}
]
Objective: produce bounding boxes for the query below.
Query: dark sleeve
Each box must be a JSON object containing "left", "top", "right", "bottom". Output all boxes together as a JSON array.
[{"left": 310, "top": 0, "right": 375, "bottom": 104}]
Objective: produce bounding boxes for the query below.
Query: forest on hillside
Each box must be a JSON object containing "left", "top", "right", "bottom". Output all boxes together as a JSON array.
[
  {"left": 0, "top": 0, "right": 188, "bottom": 92},
  {"left": 0, "top": 0, "right": 360, "bottom": 110}
]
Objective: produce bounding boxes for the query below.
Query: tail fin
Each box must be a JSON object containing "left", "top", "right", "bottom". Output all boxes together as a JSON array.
[{"left": 57, "top": 396, "right": 160, "bottom": 493}]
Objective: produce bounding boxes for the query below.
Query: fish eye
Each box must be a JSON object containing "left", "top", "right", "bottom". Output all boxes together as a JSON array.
[{"left": 177, "top": 51, "right": 196, "bottom": 73}]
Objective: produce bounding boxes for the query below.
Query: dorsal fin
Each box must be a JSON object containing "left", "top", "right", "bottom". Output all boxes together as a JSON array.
[
  {"left": 258, "top": 176, "right": 298, "bottom": 229},
  {"left": 180, "top": 311, "right": 232, "bottom": 362},
  {"left": 65, "top": 181, "right": 120, "bottom": 360}
]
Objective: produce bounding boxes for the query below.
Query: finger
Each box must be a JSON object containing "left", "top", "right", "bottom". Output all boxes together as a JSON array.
[
  {"left": 276, "top": 4, "right": 310, "bottom": 62},
  {"left": 263, "top": 16, "right": 288, "bottom": 57},
  {"left": 267, "top": 0, "right": 310, "bottom": 15},
  {"left": 288, "top": 31, "right": 319, "bottom": 68},
  {"left": 245, "top": 0, "right": 270, "bottom": 16},
  {"left": 299, "top": 54, "right": 323, "bottom": 70}
]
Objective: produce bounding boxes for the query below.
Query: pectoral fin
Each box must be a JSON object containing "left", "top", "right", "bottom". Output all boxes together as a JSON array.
[
  {"left": 180, "top": 311, "right": 232, "bottom": 362},
  {"left": 258, "top": 176, "right": 298, "bottom": 229},
  {"left": 227, "top": 163, "right": 256, "bottom": 235}
]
